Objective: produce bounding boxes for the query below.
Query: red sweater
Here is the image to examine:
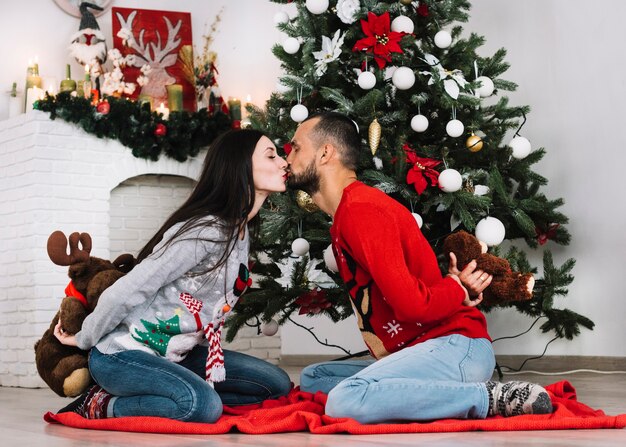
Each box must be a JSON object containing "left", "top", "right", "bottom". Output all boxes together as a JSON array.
[{"left": 330, "top": 181, "right": 490, "bottom": 359}]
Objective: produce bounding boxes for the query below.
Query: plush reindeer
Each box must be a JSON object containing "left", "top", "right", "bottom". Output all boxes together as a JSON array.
[{"left": 34, "top": 231, "right": 135, "bottom": 397}]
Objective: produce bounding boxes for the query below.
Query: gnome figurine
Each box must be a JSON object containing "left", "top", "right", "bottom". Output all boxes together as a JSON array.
[{"left": 69, "top": 2, "right": 108, "bottom": 81}]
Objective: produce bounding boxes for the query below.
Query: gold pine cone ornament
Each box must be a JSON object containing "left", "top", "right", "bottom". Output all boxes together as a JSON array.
[{"left": 368, "top": 118, "right": 382, "bottom": 155}]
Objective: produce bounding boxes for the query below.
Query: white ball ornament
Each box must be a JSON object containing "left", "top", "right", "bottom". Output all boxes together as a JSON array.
[
  {"left": 290, "top": 104, "right": 309, "bottom": 123},
  {"left": 273, "top": 11, "right": 289, "bottom": 24},
  {"left": 509, "top": 136, "right": 532, "bottom": 159},
  {"left": 445, "top": 119, "right": 464, "bottom": 137},
  {"left": 392, "top": 66, "right": 415, "bottom": 90},
  {"left": 438, "top": 168, "right": 463, "bottom": 192},
  {"left": 291, "top": 237, "right": 310, "bottom": 256},
  {"left": 306, "top": 0, "right": 329, "bottom": 15},
  {"left": 476, "top": 76, "right": 494, "bottom": 97},
  {"left": 358, "top": 71, "right": 376, "bottom": 90},
  {"left": 323, "top": 244, "right": 338, "bottom": 272},
  {"left": 283, "top": 37, "right": 300, "bottom": 54},
  {"left": 261, "top": 319, "right": 279, "bottom": 336},
  {"left": 475, "top": 216, "right": 506, "bottom": 246},
  {"left": 410, "top": 114, "right": 429, "bottom": 132},
  {"left": 412, "top": 213, "right": 423, "bottom": 229},
  {"left": 391, "top": 15, "right": 415, "bottom": 34},
  {"left": 434, "top": 30, "right": 452, "bottom": 48}
]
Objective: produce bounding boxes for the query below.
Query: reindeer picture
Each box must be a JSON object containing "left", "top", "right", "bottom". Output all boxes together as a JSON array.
[{"left": 112, "top": 7, "right": 195, "bottom": 109}]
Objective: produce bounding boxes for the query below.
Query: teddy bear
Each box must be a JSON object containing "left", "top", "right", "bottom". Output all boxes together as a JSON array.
[
  {"left": 34, "top": 231, "right": 136, "bottom": 397},
  {"left": 443, "top": 230, "right": 535, "bottom": 306}
]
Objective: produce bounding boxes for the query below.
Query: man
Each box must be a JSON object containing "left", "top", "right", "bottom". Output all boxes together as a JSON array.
[{"left": 286, "top": 112, "right": 552, "bottom": 423}]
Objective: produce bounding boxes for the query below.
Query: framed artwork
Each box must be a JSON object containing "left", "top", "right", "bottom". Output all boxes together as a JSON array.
[
  {"left": 53, "top": 0, "right": 112, "bottom": 17},
  {"left": 112, "top": 7, "right": 196, "bottom": 111}
]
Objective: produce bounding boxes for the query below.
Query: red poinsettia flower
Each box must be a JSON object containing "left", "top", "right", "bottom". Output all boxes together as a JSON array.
[
  {"left": 535, "top": 223, "right": 560, "bottom": 245},
  {"left": 416, "top": 2, "right": 429, "bottom": 17},
  {"left": 295, "top": 289, "right": 331, "bottom": 315},
  {"left": 403, "top": 143, "right": 441, "bottom": 194},
  {"left": 352, "top": 12, "right": 404, "bottom": 69}
]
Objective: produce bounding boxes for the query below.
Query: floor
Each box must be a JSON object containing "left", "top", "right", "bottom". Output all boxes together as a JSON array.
[{"left": 2, "top": 368, "right": 625, "bottom": 446}]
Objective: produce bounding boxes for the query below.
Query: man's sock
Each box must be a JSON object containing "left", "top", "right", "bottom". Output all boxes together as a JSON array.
[
  {"left": 57, "top": 385, "right": 112, "bottom": 419},
  {"left": 486, "top": 380, "right": 553, "bottom": 417}
]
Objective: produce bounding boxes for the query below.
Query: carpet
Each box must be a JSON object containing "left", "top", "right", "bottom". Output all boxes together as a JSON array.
[{"left": 44, "top": 381, "right": 626, "bottom": 434}]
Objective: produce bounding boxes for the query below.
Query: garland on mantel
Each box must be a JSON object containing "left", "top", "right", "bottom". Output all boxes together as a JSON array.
[{"left": 34, "top": 92, "right": 231, "bottom": 162}]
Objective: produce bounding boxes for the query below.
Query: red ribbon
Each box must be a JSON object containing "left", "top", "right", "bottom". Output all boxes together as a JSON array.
[{"left": 64, "top": 281, "right": 88, "bottom": 308}]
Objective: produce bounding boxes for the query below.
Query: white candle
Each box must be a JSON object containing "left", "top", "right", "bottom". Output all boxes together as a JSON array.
[
  {"left": 26, "top": 86, "right": 44, "bottom": 112},
  {"left": 157, "top": 102, "right": 170, "bottom": 120}
]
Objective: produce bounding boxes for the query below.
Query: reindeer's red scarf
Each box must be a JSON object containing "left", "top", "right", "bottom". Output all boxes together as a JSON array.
[{"left": 65, "top": 281, "right": 88, "bottom": 308}]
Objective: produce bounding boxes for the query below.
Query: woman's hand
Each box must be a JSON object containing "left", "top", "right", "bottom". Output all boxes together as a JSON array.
[
  {"left": 54, "top": 319, "right": 78, "bottom": 347},
  {"left": 449, "top": 252, "right": 493, "bottom": 297}
]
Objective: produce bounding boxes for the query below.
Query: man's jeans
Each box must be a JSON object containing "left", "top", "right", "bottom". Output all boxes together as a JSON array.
[
  {"left": 89, "top": 345, "right": 292, "bottom": 422},
  {"left": 301, "top": 334, "right": 495, "bottom": 423}
]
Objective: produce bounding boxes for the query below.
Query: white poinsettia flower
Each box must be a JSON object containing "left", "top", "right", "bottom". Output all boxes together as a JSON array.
[
  {"left": 336, "top": 0, "right": 360, "bottom": 24},
  {"left": 117, "top": 28, "right": 133, "bottom": 47},
  {"left": 108, "top": 48, "right": 122, "bottom": 61},
  {"left": 312, "top": 30, "right": 346, "bottom": 77},
  {"left": 420, "top": 53, "right": 468, "bottom": 99},
  {"left": 274, "top": 256, "right": 336, "bottom": 289}
]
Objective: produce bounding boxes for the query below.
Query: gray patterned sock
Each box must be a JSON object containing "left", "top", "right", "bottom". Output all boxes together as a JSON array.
[{"left": 486, "top": 381, "right": 553, "bottom": 417}]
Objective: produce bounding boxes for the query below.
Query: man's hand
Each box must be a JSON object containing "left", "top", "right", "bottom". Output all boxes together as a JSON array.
[
  {"left": 449, "top": 252, "right": 492, "bottom": 297},
  {"left": 54, "top": 319, "right": 78, "bottom": 347}
]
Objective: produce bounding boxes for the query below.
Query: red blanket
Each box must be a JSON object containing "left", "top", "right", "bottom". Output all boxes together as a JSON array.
[{"left": 44, "top": 381, "right": 626, "bottom": 434}]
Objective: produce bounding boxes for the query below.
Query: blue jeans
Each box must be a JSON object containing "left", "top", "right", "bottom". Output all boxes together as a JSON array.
[
  {"left": 89, "top": 345, "right": 292, "bottom": 423},
  {"left": 300, "top": 334, "right": 495, "bottom": 423}
]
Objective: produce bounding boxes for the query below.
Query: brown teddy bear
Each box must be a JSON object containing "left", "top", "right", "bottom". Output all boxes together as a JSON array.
[
  {"left": 443, "top": 230, "right": 535, "bottom": 306},
  {"left": 34, "top": 231, "right": 136, "bottom": 397}
]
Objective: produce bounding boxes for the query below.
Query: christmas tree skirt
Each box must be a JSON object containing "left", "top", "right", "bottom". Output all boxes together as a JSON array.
[{"left": 44, "top": 381, "right": 625, "bottom": 434}]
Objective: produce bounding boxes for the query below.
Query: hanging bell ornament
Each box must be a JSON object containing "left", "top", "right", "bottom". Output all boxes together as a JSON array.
[
  {"left": 368, "top": 118, "right": 382, "bottom": 155},
  {"left": 295, "top": 190, "right": 319, "bottom": 212},
  {"left": 466, "top": 133, "right": 483, "bottom": 152}
]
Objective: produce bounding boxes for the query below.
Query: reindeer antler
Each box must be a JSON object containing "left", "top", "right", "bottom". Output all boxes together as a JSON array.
[{"left": 47, "top": 231, "right": 92, "bottom": 266}]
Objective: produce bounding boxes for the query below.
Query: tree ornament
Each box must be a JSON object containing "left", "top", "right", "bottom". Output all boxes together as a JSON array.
[
  {"left": 403, "top": 144, "right": 441, "bottom": 194},
  {"left": 291, "top": 237, "right": 310, "bottom": 257},
  {"left": 391, "top": 15, "right": 414, "bottom": 34},
  {"left": 476, "top": 75, "right": 494, "bottom": 97},
  {"left": 399, "top": 0, "right": 413, "bottom": 5},
  {"left": 274, "top": 11, "right": 290, "bottom": 25},
  {"left": 412, "top": 212, "right": 423, "bottom": 228},
  {"left": 475, "top": 216, "right": 506, "bottom": 246},
  {"left": 323, "top": 244, "right": 338, "bottom": 272},
  {"left": 306, "top": 0, "right": 329, "bottom": 15},
  {"left": 392, "top": 66, "right": 415, "bottom": 90},
  {"left": 509, "top": 136, "right": 532, "bottom": 159},
  {"left": 96, "top": 100, "right": 110, "bottom": 115},
  {"left": 295, "top": 289, "right": 332, "bottom": 315},
  {"left": 438, "top": 168, "right": 463, "bottom": 192},
  {"left": 368, "top": 118, "right": 382, "bottom": 155},
  {"left": 410, "top": 114, "right": 429, "bottom": 132},
  {"left": 352, "top": 12, "right": 404, "bottom": 69},
  {"left": 358, "top": 71, "right": 376, "bottom": 90},
  {"left": 446, "top": 119, "right": 464, "bottom": 137},
  {"left": 466, "top": 133, "right": 483, "bottom": 152},
  {"left": 290, "top": 103, "right": 309, "bottom": 122},
  {"left": 296, "top": 189, "right": 319, "bottom": 212},
  {"left": 434, "top": 30, "right": 452, "bottom": 48},
  {"left": 261, "top": 319, "right": 279, "bottom": 336},
  {"left": 283, "top": 37, "right": 301, "bottom": 54},
  {"left": 154, "top": 123, "right": 167, "bottom": 137}
]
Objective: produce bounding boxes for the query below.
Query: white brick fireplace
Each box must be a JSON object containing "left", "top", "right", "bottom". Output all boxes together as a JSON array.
[{"left": 0, "top": 112, "right": 280, "bottom": 388}]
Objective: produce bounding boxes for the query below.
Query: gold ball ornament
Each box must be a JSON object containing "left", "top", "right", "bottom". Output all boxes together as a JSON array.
[
  {"left": 399, "top": 0, "right": 413, "bottom": 5},
  {"left": 296, "top": 190, "right": 319, "bottom": 212},
  {"left": 466, "top": 134, "right": 483, "bottom": 152},
  {"left": 368, "top": 118, "right": 382, "bottom": 155}
]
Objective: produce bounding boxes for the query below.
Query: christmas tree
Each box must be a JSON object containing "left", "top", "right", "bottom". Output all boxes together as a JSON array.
[{"left": 225, "top": 0, "right": 594, "bottom": 354}]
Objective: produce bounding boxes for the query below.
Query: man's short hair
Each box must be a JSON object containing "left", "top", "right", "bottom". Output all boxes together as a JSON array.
[{"left": 304, "top": 112, "right": 361, "bottom": 171}]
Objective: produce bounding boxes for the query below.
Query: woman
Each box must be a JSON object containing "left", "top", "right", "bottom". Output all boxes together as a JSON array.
[{"left": 54, "top": 129, "right": 292, "bottom": 423}]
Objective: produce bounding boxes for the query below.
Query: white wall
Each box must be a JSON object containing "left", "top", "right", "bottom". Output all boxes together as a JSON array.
[{"left": 1, "top": 0, "right": 624, "bottom": 358}]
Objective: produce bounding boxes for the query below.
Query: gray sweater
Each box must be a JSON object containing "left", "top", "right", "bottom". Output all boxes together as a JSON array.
[{"left": 75, "top": 217, "right": 250, "bottom": 362}]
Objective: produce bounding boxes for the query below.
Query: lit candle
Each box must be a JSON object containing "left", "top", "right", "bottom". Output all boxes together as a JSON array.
[
  {"left": 166, "top": 84, "right": 183, "bottom": 112},
  {"left": 83, "top": 65, "right": 92, "bottom": 99},
  {"left": 157, "top": 102, "right": 170, "bottom": 120},
  {"left": 24, "top": 57, "right": 42, "bottom": 109},
  {"left": 26, "top": 86, "right": 44, "bottom": 111}
]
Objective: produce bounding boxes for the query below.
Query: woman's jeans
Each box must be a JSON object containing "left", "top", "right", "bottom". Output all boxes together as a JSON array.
[
  {"left": 300, "top": 334, "right": 495, "bottom": 423},
  {"left": 89, "top": 345, "right": 292, "bottom": 423}
]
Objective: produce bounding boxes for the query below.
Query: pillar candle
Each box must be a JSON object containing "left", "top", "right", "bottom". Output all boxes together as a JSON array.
[
  {"left": 60, "top": 64, "right": 76, "bottom": 93},
  {"left": 157, "top": 102, "right": 170, "bottom": 120},
  {"left": 228, "top": 97, "right": 242, "bottom": 121},
  {"left": 166, "top": 84, "right": 183, "bottom": 112},
  {"left": 26, "top": 86, "right": 44, "bottom": 111}
]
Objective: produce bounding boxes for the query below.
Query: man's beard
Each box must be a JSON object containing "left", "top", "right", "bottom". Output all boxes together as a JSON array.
[{"left": 287, "top": 159, "right": 320, "bottom": 195}]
